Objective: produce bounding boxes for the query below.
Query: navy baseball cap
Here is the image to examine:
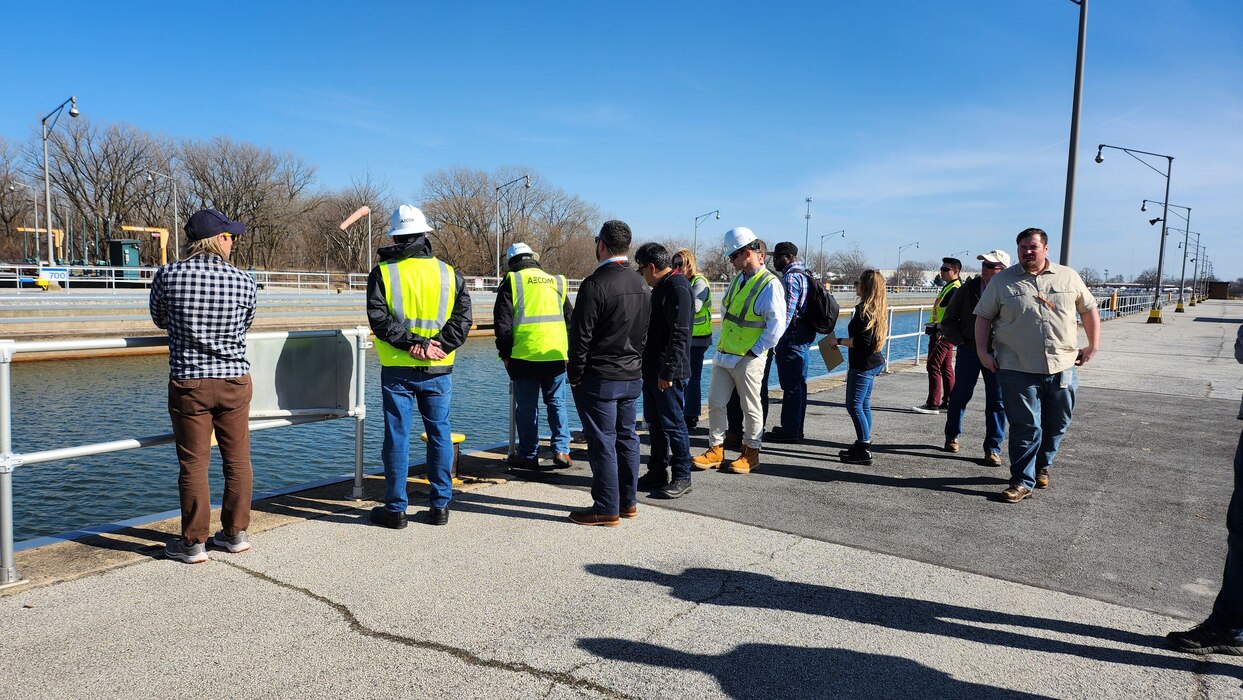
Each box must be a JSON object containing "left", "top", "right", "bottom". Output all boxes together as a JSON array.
[{"left": 185, "top": 209, "right": 246, "bottom": 241}]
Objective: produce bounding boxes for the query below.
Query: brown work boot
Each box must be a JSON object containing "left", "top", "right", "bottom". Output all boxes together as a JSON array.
[
  {"left": 722, "top": 430, "right": 743, "bottom": 450},
  {"left": 692, "top": 445, "right": 724, "bottom": 470},
  {"left": 944, "top": 438, "right": 960, "bottom": 453},
  {"left": 983, "top": 451, "right": 1003, "bottom": 467},
  {"left": 620, "top": 505, "right": 637, "bottom": 519},
  {"left": 723, "top": 446, "right": 760, "bottom": 474},
  {"left": 568, "top": 509, "right": 621, "bottom": 527},
  {"left": 1035, "top": 468, "right": 1051, "bottom": 489},
  {"left": 1000, "top": 485, "right": 1033, "bottom": 503}
]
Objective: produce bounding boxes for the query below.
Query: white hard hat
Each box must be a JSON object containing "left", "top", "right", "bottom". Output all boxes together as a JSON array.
[
  {"left": 722, "top": 226, "right": 758, "bottom": 257},
  {"left": 506, "top": 242, "right": 537, "bottom": 263},
  {"left": 387, "top": 204, "right": 433, "bottom": 237}
]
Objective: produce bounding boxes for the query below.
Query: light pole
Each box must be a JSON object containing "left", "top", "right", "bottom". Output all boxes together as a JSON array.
[
  {"left": 8, "top": 183, "right": 39, "bottom": 262},
  {"left": 897, "top": 242, "right": 919, "bottom": 270},
  {"left": 493, "top": 174, "right": 530, "bottom": 280},
  {"left": 693, "top": 209, "right": 720, "bottom": 257},
  {"left": 147, "top": 169, "right": 180, "bottom": 262},
  {"left": 1141, "top": 199, "right": 1191, "bottom": 311},
  {"left": 41, "top": 96, "right": 79, "bottom": 271},
  {"left": 1059, "top": 0, "right": 1088, "bottom": 266},
  {"left": 818, "top": 229, "right": 845, "bottom": 281},
  {"left": 1095, "top": 143, "right": 1173, "bottom": 323},
  {"left": 803, "top": 197, "right": 812, "bottom": 256}
]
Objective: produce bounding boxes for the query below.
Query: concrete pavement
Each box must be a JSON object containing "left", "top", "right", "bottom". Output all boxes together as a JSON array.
[{"left": 2, "top": 300, "right": 1242, "bottom": 698}]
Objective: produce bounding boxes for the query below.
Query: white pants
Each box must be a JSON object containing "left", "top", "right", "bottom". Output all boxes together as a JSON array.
[{"left": 708, "top": 352, "right": 767, "bottom": 449}]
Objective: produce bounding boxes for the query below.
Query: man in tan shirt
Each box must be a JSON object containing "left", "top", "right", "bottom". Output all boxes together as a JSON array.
[{"left": 973, "top": 227, "right": 1100, "bottom": 503}]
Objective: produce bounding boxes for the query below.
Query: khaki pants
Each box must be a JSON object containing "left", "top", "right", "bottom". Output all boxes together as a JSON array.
[
  {"left": 168, "top": 375, "right": 253, "bottom": 544},
  {"left": 708, "top": 352, "right": 767, "bottom": 449}
]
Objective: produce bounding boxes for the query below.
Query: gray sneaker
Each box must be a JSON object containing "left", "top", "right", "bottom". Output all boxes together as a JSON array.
[
  {"left": 654, "top": 479, "right": 693, "bottom": 499},
  {"left": 210, "top": 530, "right": 252, "bottom": 553},
  {"left": 164, "top": 538, "right": 208, "bottom": 564}
]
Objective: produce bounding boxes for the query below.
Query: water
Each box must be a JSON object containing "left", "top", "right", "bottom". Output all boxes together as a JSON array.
[{"left": 9, "top": 309, "right": 927, "bottom": 543}]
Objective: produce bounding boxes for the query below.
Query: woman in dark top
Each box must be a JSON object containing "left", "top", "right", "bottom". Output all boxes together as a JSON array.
[{"left": 827, "top": 269, "right": 889, "bottom": 465}]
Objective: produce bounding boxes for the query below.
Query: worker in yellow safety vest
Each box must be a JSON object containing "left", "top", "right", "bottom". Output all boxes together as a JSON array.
[
  {"left": 366, "top": 204, "right": 472, "bottom": 529},
  {"left": 674, "top": 247, "right": 712, "bottom": 430},
  {"left": 913, "top": 256, "right": 962, "bottom": 414},
  {"left": 691, "top": 227, "right": 786, "bottom": 475},
  {"left": 494, "top": 242, "right": 574, "bottom": 472}
]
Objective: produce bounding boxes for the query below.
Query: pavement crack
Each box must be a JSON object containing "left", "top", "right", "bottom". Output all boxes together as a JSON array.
[{"left": 219, "top": 560, "right": 635, "bottom": 700}]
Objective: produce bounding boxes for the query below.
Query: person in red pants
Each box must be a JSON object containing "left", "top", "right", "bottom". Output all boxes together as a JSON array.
[{"left": 913, "top": 257, "right": 961, "bottom": 414}]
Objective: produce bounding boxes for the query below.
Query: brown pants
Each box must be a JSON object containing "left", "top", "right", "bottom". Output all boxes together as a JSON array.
[{"left": 168, "top": 375, "right": 253, "bottom": 544}]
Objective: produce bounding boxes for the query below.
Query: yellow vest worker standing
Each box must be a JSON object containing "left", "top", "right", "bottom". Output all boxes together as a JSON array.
[
  {"left": 366, "top": 204, "right": 473, "bottom": 529},
  {"left": 674, "top": 248, "right": 713, "bottom": 429},
  {"left": 494, "top": 242, "right": 573, "bottom": 471},
  {"left": 692, "top": 227, "right": 786, "bottom": 475},
  {"left": 913, "top": 257, "right": 962, "bottom": 413}
]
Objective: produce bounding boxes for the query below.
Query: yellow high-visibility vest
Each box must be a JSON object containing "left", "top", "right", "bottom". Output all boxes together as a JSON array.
[
  {"left": 510, "top": 268, "right": 568, "bottom": 362},
  {"left": 691, "top": 273, "right": 713, "bottom": 338},
  {"left": 929, "top": 278, "right": 961, "bottom": 324},
  {"left": 718, "top": 268, "right": 774, "bottom": 357},
  {"left": 376, "top": 257, "right": 456, "bottom": 368}
]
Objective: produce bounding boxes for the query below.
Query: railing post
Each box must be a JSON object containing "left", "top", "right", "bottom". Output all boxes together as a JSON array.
[
  {"left": 913, "top": 305, "right": 926, "bottom": 366},
  {"left": 348, "top": 326, "right": 371, "bottom": 500},
  {"left": 0, "top": 340, "right": 26, "bottom": 589}
]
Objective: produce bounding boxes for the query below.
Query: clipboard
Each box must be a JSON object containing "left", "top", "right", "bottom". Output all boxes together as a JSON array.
[{"left": 818, "top": 336, "right": 845, "bottom": 372}]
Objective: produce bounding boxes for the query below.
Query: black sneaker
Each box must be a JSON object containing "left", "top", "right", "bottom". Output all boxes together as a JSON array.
[
  {"left": 1166, "top": 622, "right": 1243, "bottom": 655},
  {"left": 654, "top": 479, "right": 692, "bottom": 499},
  {"left": 763, "top": 428, "right": 803, "bottom": 444},
  {"left": 838, "top": 441, "right": 873, "bottom": 465},
  {"left": 637, "top": 470, "right": 670, "bottom": 491},
  {"left": 685, "top": 417, "right": 699, "bottom": 430},
  {"left": 427, "top": 506, "right": 449, "bottom": 526},
  {"left": 370, "top": 506, "right": 408, "bottom": 529}
]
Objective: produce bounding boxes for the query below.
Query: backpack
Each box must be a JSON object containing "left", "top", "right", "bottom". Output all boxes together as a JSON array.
[{"left": 796, "top": 270, "right": 840, "bottom": 335}]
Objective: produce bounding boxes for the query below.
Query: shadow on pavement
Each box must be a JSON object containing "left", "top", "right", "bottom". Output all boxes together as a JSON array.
[{"left": 583, "top": 563, "right": 1243, "bottom": 682}]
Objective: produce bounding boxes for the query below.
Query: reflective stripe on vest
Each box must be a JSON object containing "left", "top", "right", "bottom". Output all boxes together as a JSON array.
[
  {"left": 376, "top": 257, "right": 456, "bottom": 368},
  {"left": 929, "top": 278, "right": 961, "bottom": 324},
  {"left": 510, "top": 268, "right": 569, "bottom": 362},
  {"left": 717, "top": 268, "right": 774, "bottom": 356},
  {"left": 691, "top": 274, "right": 712, "bottom": 337}
]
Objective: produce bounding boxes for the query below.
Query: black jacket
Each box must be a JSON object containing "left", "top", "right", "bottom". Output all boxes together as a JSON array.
[
  {"left": 643, "top": 271, "right": 692, "bottom": 381},
  {"left": 940, "top": 275, "right": 982, "bottom": 347},
  {"left": 366, "top": 235, "right": 473, "bottom": 373},
  {"left": 568, "top": 260, "right": 650, "bottom": 384},
  {"left": 493, "top": 257, "right": 573, "bottom": 380}
]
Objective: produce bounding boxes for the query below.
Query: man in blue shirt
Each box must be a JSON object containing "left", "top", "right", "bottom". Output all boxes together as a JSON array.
[{"left": 762, "top": 242, "right": 816, "bottom": 443}]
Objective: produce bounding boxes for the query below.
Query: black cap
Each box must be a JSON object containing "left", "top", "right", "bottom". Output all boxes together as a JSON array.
[
  {"left": 185, "top": 209, "right": 246, "bottom": 241},
  {"left": 941, "top": 257, "right": 962, "bottom": 270},
  {"left": 773, "top": 242, "right": 798, "bottom": 257}
]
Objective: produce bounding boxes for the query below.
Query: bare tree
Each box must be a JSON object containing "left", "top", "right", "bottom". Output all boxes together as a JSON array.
[
  {"left": 1079, "top": 267, "right": 1103, "bottom": 285},
  {"left": 824, "top": 244, "right": 871, "bottom": 284},
  {"left": 313, "top": 172, "right": 393, "bottom": 273},
  {"left": 894, "top": 259, "right": 931, "bottom": 287}
]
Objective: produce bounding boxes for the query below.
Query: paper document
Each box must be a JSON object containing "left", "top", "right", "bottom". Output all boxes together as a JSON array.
[{"left": 818, "top": 336, "right": 845, "bottom": 372}]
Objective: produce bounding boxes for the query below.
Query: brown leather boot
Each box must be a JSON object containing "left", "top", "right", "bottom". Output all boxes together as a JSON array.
[
  {"left": 722, "top": 430, "right": 743, "bottom": 450},
  {"left": 723, "top": 446, "right": 760, "bottom": 474},
  {"left": 692, "top": 445, "right": 724, "bottom": 470}
]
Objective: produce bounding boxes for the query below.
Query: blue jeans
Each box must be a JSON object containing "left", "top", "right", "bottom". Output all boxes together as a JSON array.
[
  {"left": 512, "top": 373, "right": 570, "bottom": 459},
  {"left": 996, "top": 368, "right": 1077, "bottom": 490},
  {"left": 643, "top": 377, "right": 692, "bottom": 481},
  {"left": 1209, "top": 429, "right": 1243, "bottom": 632},
  {"left": 845, "top": 363, "right": 885, "bottom": 443},
  {"left": 572, "top": 375, "right": 642, "bottom": 516},
  {"left": 944, "top": 345, "right": 1007, "bottom": 456},
  {"left": 685, "top": 343, "right": 709, "bottom": 422},
  {"left": 381, "top": 366, "right": 453, "bottom": 512},
  {"left": 760, "top": 330, "right": 814, "bottom": 437}
]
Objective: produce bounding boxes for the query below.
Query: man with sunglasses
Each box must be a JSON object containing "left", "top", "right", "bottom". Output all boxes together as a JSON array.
[
  {"left": 692, "top": 227, "right": 786, "bottom": 475},
  {"left": 940, "top": 249, "right": 1010, "bottom": 465},
  {"left": 151, "top": 209, "right": 257, "bottom": 563},
  {"left": 914, "top": 257, "right": 962, "bottom": 414}
]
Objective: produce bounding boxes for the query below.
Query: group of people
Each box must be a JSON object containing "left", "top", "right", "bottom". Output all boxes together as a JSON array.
[{"left": 148, "top": 204, "right": 1243, "bottom": 659}]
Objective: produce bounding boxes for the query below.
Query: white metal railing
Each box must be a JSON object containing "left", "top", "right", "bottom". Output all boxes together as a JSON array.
[{"left": 0, "top": 327, "right": 374, "bottom": 589}]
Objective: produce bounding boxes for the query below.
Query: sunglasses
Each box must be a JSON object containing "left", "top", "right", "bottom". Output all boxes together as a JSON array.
[
  {"left": 672, "top": 256, "right": 684, "bottom": 269},
  {"left": 983, "top": 262, "right": 1005, "bottom": 270},
  {"left": 729, "top": 244, "right": 757, "bottom": 262},
  {"left": 939, "top": 266, "right": 954, "bottom": 272},
  {"left": 220, "top": 232, "right": 234, "bottom": 240}
]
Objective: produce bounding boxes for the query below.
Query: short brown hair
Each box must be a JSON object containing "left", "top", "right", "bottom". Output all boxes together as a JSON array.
[{"left": 1017, "top": 228, "right": 1048, "bottom": 245}]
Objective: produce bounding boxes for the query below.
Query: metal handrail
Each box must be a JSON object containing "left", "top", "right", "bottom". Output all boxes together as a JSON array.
[{"left": 0, "top": 327, "right": 373, "bottom": 589}]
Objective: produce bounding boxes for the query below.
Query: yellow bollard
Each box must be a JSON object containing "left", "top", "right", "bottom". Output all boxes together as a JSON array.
[{"left": 421, "top": 432, "right": 467, "bottom": 480}]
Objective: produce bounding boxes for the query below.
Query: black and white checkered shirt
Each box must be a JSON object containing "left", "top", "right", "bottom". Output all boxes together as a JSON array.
[{"left": 149, "top": 253, "right": 257, "bottom": 379}]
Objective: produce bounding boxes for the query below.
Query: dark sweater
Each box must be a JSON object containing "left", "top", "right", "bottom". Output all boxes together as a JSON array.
[
  {"left": 366, "top": 235, "right": 473, "bottom": 374},
  {"left": 940, "top": 275, "right": 983, "bottom": 347},
  {"left": 643, "top": 271, "right": 692, "bottom": 381},
  {"left": 847, "top": 305, "right": 885, "bottom": 370},
  {"left": 493, "top": 257, "right": 573, "bottom": 379},
  {"left": 568, "top": 260, "right": 650, "bottom": 384}
]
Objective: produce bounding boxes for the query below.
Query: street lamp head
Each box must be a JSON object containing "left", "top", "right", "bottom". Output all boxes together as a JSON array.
[
  {"left": 524, "top": 176, "right": 531, "bottom": 189},
  {"left": 715, "top": 211, "right": 720, "bottom": 220},
  {"left": 146, "top": 173, "right": 154, "bottom": 184},
  {"left": 1094, "top": 145, "right": 1104, "bottom": 163},
  {"left": 1140, "top": 202, "right": 1147, "bottom": 212},
  {"left": 68, "top": 97, "right": 79, "bottom": 118},
  {"left": 1149, "top": 217, "right": 1162, "bottom": 226}
]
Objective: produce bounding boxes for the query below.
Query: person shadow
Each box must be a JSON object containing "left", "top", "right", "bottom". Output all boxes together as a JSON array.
[
  {"left": 582, "top": 564, "right": 1243, "bottom": 683},
  {"left": 577, "top": 638, "right": 1044, "bottom": 699}
]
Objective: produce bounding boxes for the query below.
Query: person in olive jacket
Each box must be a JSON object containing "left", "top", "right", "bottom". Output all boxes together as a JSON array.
[{"left": 566, "top": 220, "right": 651, "bottom": 526}]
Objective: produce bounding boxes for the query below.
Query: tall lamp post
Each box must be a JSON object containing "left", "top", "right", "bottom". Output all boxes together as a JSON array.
[
  {"left": 897, "top": 242, "right": 919, "bottom": 270},
  {"left": 818, "top": 229, "right": 845, "bottom": 281},
  {"left": 693, "top": 209, "right": 720, "bottom": 256},
  {"left": 1059, "top": 0, "right": 1088, "bottom": 266},
  {"left": 147, "top": 169, "right": 180, "bottom": 262},
  {"left": 7, "top": 183, "right": 39, "bottom": 262},
  {"left": 41, "top": 96, "right": 79, "bottom": 271},
  {"left": 493, "top": 174, "right": 530, "bottom": 280},
  {"left": 1095, "top": 143, "right": 1173, "bottom": 323},
  {"left": 1141, "top": 199, "right": 1191, "bottom": 312},
  {"left": 803, "top": 197, "right": 812, "bottom": 256}
]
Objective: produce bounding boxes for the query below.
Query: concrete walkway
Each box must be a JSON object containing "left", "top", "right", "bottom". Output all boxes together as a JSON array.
[{"left": 3, "top": 301, "right": 1242, "bottom": 698}]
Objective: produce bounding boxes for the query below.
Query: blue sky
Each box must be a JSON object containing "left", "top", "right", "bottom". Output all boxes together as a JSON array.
[{"left": 5, "top": 1, "right": 1240, "bottom": 280}]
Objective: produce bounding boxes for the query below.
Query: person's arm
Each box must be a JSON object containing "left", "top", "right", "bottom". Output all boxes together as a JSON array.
[
  {"left": 974, "top": 315, "right": 997, "bottom": 372},
  {"left": 366, "top": 267, "right": 417, "bottom": 350},
  {"left": 751, "top": 280, "right": 787, "bottom": 355},
  {"left": 493, "top": 272, "right": 514, "bottom": 361},
  {"left": 1236, "top": 325, "right": 1243, "bottom": 364},
  {"left": 1076, "top": 307, "right": 1100, "bottom": 366},
  {"left": 148, "top": 268, "right": 168, "bottom": 330},
  {"left": 567, "top": 279, "right": 598, "bottom": 385},
  {"left": 433, "top": 269, "right": 472, "bottom": 354},
  {"left": 661, "top": 283, "right": 693, "bottom": 384},
  {"left": 242, "top": 278, "right": 257, "bottom": 332},
  {"left": 691, "top": 277, "right": 709, "bottom": 314},
  {"left": 782, "top": 272, "right": 801, "bottom": 327}
]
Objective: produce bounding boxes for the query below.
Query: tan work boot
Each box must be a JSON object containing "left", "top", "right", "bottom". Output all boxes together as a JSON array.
[
  {"left": 723, "top": 446, "right": 760, "bottom": 474},
  {"left": 722, "top": 430, "right": 743, "bottom": 450},
  {"left": 692, "top": 445, "right": 724, "bottom": 471}
]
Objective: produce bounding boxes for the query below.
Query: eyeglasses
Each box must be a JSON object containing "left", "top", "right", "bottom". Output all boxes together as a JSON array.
[
  {"left": 220, "top": 233, "right": 234, "bottom": 240},
  {"left": 672, "top": 256, "right": 684, "bottom": 269}
]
